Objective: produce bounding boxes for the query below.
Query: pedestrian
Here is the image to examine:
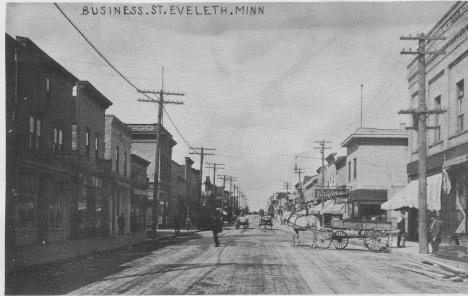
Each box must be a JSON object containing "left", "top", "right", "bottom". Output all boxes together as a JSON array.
[
  {"left": 130, "top": 209, "right": 138, "bottom": 238},
  {"left": 185, "top": 215, "right": 192, "bottom": 231},
  {"left": 429, "top": 213, "right": 443, "bottom": 254},
  {"left": 211, "top": 212, "right": 223, "bottom": 247},
  {"left": 396, "top": 210, "right": 406, "bottom": 248},
  {"left": 174, "top": 214, "right": 181, "bottom": 235},
  {"left": 117, "top": 213, "right": 125, "bottom": 236}
]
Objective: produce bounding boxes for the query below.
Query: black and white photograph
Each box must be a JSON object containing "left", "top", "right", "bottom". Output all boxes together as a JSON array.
[{"left": 3, "top": 1, "right": 468, "bottom": 294}]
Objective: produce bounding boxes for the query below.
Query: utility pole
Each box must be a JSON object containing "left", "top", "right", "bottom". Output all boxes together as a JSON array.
[
  {"left": 218, "top": 175, "right": 228, "bottom": 212},
  {"left": 283, "top": 182, "right": 292, "bottom": 193},
  {"left": 314, "top": 140, "right": 332, "bottom": 229},
  {"left": 138, "top": 67, "right": 184, "bottom": 238},
  {"left": 205, "top": 163, "right": 224, "bottom": 211},
  {"left": 294, "top": 165, "right": 305, "bottom": 198},
  {"left": 400, "top": 33, "right": 446, "bottom": 254},
  {"left": 190, "top": 147, "right": 215, "bottom": 209}
]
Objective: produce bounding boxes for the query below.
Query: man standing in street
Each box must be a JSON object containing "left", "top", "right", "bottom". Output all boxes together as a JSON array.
[
  {"left": 211, "top": 211, "right": 223, "bottom": 247},
  {"left": 185, "top": 215, "right": 192, "bottom": 231},
  {"left": 429, "top": 213, "right": 443, "bottom": 254},
  {"left": 130, "top": 209, "right": 139, "bottom": 238},
  {"left": 174, "top": 214, "right": 181, "bottom": 235},
  {"left": 396, "top": 210, "right": 406, "bottom": 248},
  {"left": 117, "top": 213, "right": 125, "bottom": 236}
]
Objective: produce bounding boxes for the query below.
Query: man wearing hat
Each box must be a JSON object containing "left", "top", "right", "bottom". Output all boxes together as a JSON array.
[
  {"left": 429, "top": 212, "right": 443, "bottom": 254},
  {"left": 396, "top": 210, "right": 406, "bottom": 248}
]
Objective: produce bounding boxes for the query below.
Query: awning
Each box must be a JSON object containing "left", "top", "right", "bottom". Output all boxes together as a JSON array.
[
  {"left": 321, "top": 202, "right": 345, "bottom": 214},
  {"left": 381, "top": 173, "right": 442, "bottom": 211},
  {"left": 310, "top": 200, "right": 334, "bottom": 214}
]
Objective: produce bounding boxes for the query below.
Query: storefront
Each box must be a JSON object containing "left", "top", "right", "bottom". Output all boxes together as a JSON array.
[{"left": 348, "top": 189, "right": 387, "bottom": 221}]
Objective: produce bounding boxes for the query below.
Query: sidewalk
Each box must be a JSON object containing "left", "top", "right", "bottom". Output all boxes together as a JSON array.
[{"left": 6, "top": 228, "right": 200, "bottom": 274}]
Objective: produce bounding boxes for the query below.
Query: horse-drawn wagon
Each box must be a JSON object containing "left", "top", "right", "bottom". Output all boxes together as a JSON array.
[
  {"left": 326, "top": 220, "right": 393, "bottom": 252},
  {"left": 259, "top": 215, "right": 273, "bottom": 229},
  {"left": 236, "top": 216, "right": 249, "bottom": 229}
]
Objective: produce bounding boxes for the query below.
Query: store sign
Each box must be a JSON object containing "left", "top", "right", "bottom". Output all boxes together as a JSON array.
[
  {"left": 128, "top": 124, "right": 157, "bottom": 132},
  {"left": 315, "top": 189, "right": 349, "bottom": 199},
  {"left": 444, "top": 154, "right": 468, "bottom": 167}
]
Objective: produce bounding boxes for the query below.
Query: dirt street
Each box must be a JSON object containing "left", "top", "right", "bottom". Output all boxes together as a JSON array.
[{"left": 6, "top": 215, "right": 467, "bottom": 295}]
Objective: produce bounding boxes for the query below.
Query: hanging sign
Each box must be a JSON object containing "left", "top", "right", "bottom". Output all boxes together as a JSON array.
[{"left": 315, "top": 189, "right": 349, "bottom": 199}]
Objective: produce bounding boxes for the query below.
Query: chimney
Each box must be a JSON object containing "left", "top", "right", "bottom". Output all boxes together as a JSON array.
[{"left": 400, "top": 123, "right": 406, "bottom": 130}]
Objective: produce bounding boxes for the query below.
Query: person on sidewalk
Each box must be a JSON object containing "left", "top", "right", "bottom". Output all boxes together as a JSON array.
[
  {"left": 130, "top": 209, "right": 139, "bottom": 238},
  {"left": 185, "top": 215, "right": 192, "bottom": 231},
  {"left": 429, "top": 213, "right": 443, "bottom": 254},
  {"left": 174, "top": 215, "right": 181, "bottom": 235},
  {"left": 210, "top": 212, "right": 223, "bottom": 247},
  {"left": 396, "top": 210, "right": 406, "bottom": 248},
  {"left": 117, "top": 213, "right": 125, "bottom": 236}
]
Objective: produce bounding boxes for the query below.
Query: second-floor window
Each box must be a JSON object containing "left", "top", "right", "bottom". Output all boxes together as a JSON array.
[
  {"left": 95, "top": 134, "right": 99, "bottom": 161},
  {"left": 123, "top": 151, "right": 127, "bottom": 176},
  {"left": 29, "top": 116, "right": 41, "bottom": 150},
  {"left": 54, "top": 128, "right": 63, "bottom": 151},
  {"left": 457, "top": 80, "right": 464, "bottom": 132},
  {"left": 116, "top": 146, "right": 120, "bottom": 173},
  {"left": 348, "top": 161, "right": 351, "bottom": 182},
  {"left": 353, "top": 158, "right": 357, "bottom": 179},
  {"left": 71, "top": 123, "right": 77, "bottom": 150},
  {"left": 434, "top": 96, "right": 441, "bottom": 142},
  {"left": 85, "top": 130, "right": 90, "bottom": 159}
]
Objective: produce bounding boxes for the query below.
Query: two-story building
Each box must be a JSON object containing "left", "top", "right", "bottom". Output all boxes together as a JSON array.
[
  {"left": 105, "top": 115, "right": 133, "bottom": 234},
  {"left": 130, "top": 154, "right": 150, "bottom": 231},
  {"left": 341, "top": 127, "right": 409, "bottom": 221}
]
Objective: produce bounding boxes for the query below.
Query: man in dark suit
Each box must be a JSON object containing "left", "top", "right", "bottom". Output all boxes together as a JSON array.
[
  {"left": 429, "top": 214, "right": 443, "bottom": 254},
  {"left": 210, "top": 211, "right": 223, "bottom": 247}
]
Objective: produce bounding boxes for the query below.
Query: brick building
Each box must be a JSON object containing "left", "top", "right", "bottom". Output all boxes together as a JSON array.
[
  {"left": 401, "top": 2, "right": 468, "bottom": 244},
  {"left": 105, "top": 115, "right": 133, "bottom": 234},
  {"left": 127, "top": 124, "right": 176, "bottom": 227},
  {"left": 6, "top": 34, "right": 79, "bottom": 247}
]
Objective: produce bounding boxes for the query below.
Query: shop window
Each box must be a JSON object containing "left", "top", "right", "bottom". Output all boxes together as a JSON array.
[
  {"left": 15, "top": 173, "right": 37, "bottom": 230},
  {"left": 29, "top": 116, "right": 41, "bottom": 150},
  {"left": 54, "top": 128, "right": 63, "bottom": 151},
  {"left": 49, "top": 197, "right": 62, "bottom": 228},
  {"left": 71, "top": 123, "right": 78, "bottom": 150},
  {"left": 457, "top": 80, "right": 464, "bottom": 132}
]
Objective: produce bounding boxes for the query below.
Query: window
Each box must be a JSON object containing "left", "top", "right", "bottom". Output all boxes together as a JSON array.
[
  {"left": 54, "top": 128, "right": 63, "bottom": 151},
  {"left": 29, "top": 116, "right": 41, "bottom": 150},
  {"left": 49, "top": 193, "right": 62, "bottom": 228},
  {"left": 85, "top": 129, "right": 90, "bottom": 159},
  {"left": 457, "top": 80, "right": 464, "bottom": 132},
  {"left": 353, "top": 158, "right": 357, "bottom": 179},
  {"left": 348, "top": 161, "right": 351, "bottom": 182},
  {"left": 95, "top": 134, "right": 99, "bottom": 161},
  {"left": 123, "top": 151, "right": 127, "bottom": 177},
  {"left": 72, "top": 85, "right": 77, "bottom": 96},
  {"left": 434, "top": 96, "right": 441, "bottom": 142},
  {"left": 116, "top": 146, "right": 120, "bottom": 173},
  {"left": 16, "top": 173, "right": 37, "bottom": 230},
  {"left": 71, "top": 123, "right": 78, "bottom": 150},
  {"left": 46, "top": 77, "right": 51, "bottom": 103}
]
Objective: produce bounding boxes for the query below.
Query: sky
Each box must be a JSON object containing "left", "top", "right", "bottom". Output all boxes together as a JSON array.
[{"left": 4, "top": 1, "right": 456, "bottom": 211}]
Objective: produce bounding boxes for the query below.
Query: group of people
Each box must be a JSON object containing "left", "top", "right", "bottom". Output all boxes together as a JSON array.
[
  {"left": 396, "top": 210, "right": 443, "bottom": 254},
  {"left": 117, "top": 209, "right": 140, "bottom": 237}
]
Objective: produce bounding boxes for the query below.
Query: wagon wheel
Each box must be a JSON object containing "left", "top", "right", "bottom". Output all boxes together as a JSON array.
[
  {"left": 332, "top": 230, "right": 349, "bottom": 249},
  {"left": 363, "top": 229, "right": 390, "bottom": 252},
  {"left": 315, "top": 230, "right": 332, "bottom": 249}
]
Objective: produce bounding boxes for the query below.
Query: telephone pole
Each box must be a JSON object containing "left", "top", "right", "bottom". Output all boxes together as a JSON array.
[
  {"left": 205, "top": 163, "right": 225, "bottom": 210},
  {"left": 190, "top": 147, "right": 215, "bottom": 202},
  {"left": 400, "top": 33, "right": 446, "bottom": 254},
  {"left": 283, "top": 182, "right": 292, "bottom": 193},
  {"left": 294, "top": 165, "right": 305, "bottom": 198},
  {"left": 138, "top": 67, "right": 184, "bottom": 238},
  {"left": 315, "top": 140, "right": 332, "bottom": 229}
]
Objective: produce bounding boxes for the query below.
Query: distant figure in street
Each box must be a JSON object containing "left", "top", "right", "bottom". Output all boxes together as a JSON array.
[
  {"left": 396, "top": 211, "right": 406, "bottom": 248},
  {"left": 210, "top": 212, "right": 223, "bottom": 247},
  {"left": 117, "top": 213, "right": 125, "bottom": 236},
  {"left": 429, "top": 214, "right": 443, "bottom": 254},
  {"left": 174, "top": 215, "right": 181, "bottom": 235},
  {"left": 130, "top": 209, "right": 139, "bottom": 238},
  {"left": 185, "top": 215, "right": 192, "bottom": 231}
]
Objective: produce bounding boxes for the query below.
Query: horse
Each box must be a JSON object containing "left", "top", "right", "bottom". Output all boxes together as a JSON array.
[{"left": 286, "top": 214, "right": 321, "bottom": 247}]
